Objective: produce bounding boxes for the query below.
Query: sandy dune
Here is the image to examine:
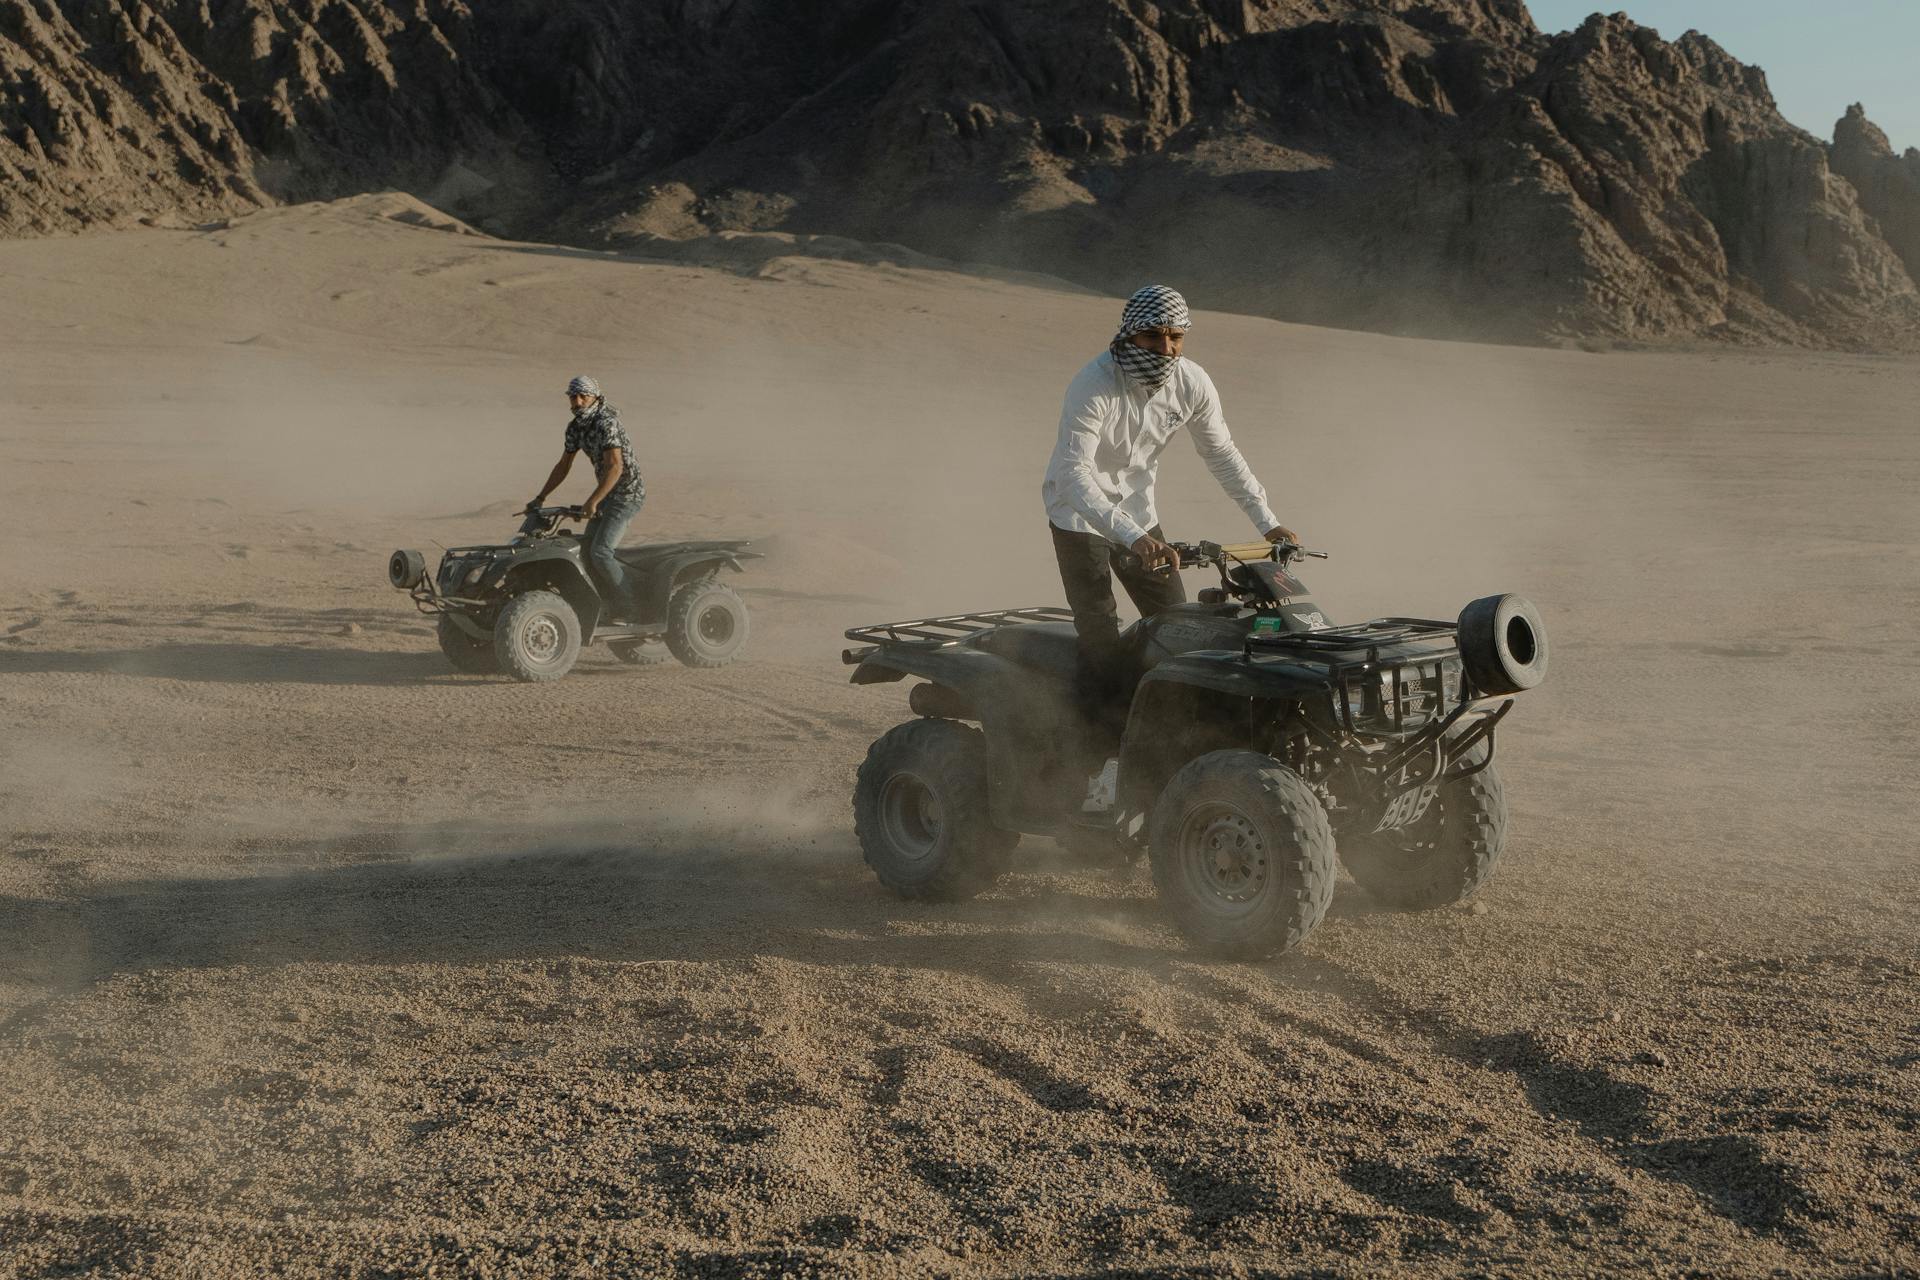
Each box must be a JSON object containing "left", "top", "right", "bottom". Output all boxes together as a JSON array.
[{"left": 1, "top": 198, "right": 1916, "bottom": 1276}]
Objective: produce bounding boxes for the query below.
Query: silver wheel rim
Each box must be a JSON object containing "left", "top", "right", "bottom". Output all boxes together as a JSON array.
[
  {"left": 879, "top": 772, "right": 942, "bottom": 864},
  {"left": 524, "top": 613, "right": 563, "bottom": 663},
  {"left": 1179, "top": 802, "right": 1269, "bottom": 913}
]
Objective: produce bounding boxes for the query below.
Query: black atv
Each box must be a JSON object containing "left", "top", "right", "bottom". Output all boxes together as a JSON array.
[
  {"left": 388, "top": 506, "right": 760, "bottom": 681},
  {"left": 841, "top": 540, "right": 1548, "bottom": 958}
]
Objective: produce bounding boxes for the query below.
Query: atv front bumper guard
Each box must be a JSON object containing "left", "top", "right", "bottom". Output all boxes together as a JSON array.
[
  {"left": 1385, "top": 696, "right": 1511, "bottom": 785},
  {"left": 1256, "top": 614, "right": 1514, "bottom": 782},
  {"left": 401, "top": 570, "right": 488, "bottom": 618}
]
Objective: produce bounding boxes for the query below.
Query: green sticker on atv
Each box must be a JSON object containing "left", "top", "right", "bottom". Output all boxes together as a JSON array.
[{"left": 1252, "top": 615, "right": 1285, "bottom": 635}]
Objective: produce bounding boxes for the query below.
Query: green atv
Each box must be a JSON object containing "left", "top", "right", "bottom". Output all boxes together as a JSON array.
[{"left": 388, "top": 505, "right": 760, "bottom": 681}]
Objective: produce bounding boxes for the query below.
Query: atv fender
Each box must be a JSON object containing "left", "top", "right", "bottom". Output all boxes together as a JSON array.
[
  {"left": 635, "top": 552, "right": 758, "bottom": 626},
  {"left": 1117, "top": 654, "right": 1331, "bottom": 812},
  {"left": 500, "top": 559, "right": 603, "bottom": 640},
  {"left": 850, "top": 647, "right": 1075, "bottom": 829},
  {"left": 848, "top": 646, "right": 1012, "bottom": 700}
]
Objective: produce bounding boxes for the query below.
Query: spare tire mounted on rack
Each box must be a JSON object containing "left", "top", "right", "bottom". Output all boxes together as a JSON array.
[{"left": 1457, "top": 593, "right": 1547, "bottom": 696}]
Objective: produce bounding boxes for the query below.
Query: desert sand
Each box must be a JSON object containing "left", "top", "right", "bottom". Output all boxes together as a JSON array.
[{"left": 1, "top": 198, "right": 1916, "bottom": 1276}]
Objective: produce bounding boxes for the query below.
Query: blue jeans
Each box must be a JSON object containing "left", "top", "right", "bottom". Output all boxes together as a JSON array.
[{"left": 584, "top": 492, "right": 645, "bottom": 618}]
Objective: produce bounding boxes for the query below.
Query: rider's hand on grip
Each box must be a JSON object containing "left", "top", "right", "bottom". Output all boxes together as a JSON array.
[{"left": 1129, "top": 533, "right": 1180, "bottom": 574}]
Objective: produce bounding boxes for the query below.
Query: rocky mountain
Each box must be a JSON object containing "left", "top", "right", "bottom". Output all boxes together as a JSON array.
[
  {"left": 1831, "top": 103, "right": 1920, "bottom": 301},
  {"left": 4, "top": 0, "right": 1917, "bottom": 348}
]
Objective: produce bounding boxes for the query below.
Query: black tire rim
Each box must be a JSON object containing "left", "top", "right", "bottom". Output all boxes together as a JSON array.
[
  {"left": 879, "top": 772, "right": 942, "bottom": 864},
  {"left": 697, "top": 603, "right": 736, "bottom": 647},
  {"left": 1177, "top": 801, "right": 1269, "bottom": 914}
]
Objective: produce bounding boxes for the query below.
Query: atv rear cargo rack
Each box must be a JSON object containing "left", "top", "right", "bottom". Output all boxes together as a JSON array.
[{"left": 844, "top": 606, "right": 1076, "bottom": 657}]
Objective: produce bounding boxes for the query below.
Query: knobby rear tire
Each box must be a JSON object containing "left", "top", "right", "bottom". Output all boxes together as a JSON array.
[
  {"left": 854, "top": 719, "right": 1018, "bottom": 901},
  {"left": 666, "top": 580, "right": 749, "bottom": 668}
]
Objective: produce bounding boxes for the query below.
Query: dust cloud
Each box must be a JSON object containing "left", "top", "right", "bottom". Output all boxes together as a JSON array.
[{"left": 2, "top": 199, "right": 1916, "bottom": 1275}]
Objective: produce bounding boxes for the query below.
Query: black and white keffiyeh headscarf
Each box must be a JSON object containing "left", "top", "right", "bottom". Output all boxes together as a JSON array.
[
  {"left": 1110, "top": 284, "right": 1191, "bottom": 394},
  {"left": 567, "top": 374, "right": 604, "bottom": 422}
]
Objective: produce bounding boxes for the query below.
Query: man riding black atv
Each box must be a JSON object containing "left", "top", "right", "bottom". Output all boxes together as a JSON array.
[
  {"left": 842, "top": 539, "right": 1548, "bottom": 959},
  {"left": 1044, "top": 285, "right": 1295, "bottom": 804}
]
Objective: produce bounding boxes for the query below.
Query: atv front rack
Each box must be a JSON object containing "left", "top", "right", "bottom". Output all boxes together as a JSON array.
[
  {"left": 1246, "top": 616, "right": 1456, "bottom": 653},
  {"left": 844, "top": 606, "right": 1076, "bottom": 653},
  {"left": 1245, "top": 617, "right": 1471, "bottom": 739}
]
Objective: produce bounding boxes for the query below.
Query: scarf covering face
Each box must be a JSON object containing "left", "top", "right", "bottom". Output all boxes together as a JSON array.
[
  {"left": 567, "top": 374, "right": 604, "bottom": 422},
  {"left": 1110, "top": 284, "right": 1192, "bottom": 394}
]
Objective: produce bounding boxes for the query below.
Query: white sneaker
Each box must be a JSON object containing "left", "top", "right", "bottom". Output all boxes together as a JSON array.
[{"left": 1081, "top": 758, "right": 1119, "bottom": 813}]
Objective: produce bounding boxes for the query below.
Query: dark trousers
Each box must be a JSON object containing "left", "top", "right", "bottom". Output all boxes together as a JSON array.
[{"left": 1049, "top": 522, "right": 1186, "bottom": 743}]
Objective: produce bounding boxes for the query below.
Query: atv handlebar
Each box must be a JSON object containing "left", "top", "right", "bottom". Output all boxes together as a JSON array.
[
  {"left": 517, "top": 504, "right": 588, "bottom": 539},
  {"left": 1178, "top": 539, "right": 1328, "bottom": 568},
  {"left": 1110, "top": 538, "right": 1331, "bottom": 610},
  {"left": 1120, "top": 539, "right": 1328, "bottom": 573}
]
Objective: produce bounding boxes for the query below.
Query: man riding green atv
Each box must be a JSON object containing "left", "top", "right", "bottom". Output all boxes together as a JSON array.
[
  {"left": 387, "top": 373, "right": 760, "bottom": 681},
  {"left": 387, "top": 505, "right": 758, "bottom": 681},
  {"left": 841, "top": 538, "right": 1548, "bottom": 959}
]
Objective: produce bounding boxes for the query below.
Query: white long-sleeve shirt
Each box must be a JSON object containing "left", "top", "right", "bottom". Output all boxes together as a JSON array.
[{"left": 1042, "top": 351, "right": 1278, "bottom": 547}]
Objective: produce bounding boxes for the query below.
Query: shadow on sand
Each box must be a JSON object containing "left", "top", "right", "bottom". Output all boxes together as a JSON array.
[
  {"left": 0, "top": 827, "right": 1182, "bottom": 994},
  {"left": 0, "top": 642, "right": 456, "bottom": 687}
]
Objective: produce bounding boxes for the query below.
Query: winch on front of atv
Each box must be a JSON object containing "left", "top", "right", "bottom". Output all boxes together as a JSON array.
[
  {"left": 388, "top": 505, "right": 760, "bottom": 681},
  {"left": 841, "top": 539, "right": 1548, "bottom": 959}
]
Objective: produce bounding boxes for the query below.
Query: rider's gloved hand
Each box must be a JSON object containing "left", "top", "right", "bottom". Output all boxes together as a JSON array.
[
  {"left": 1263, "top": 524, "right": 1300, "bottom": 546},
  {"left": 524, "top": 498, "right": 545, "bottom": 514}
]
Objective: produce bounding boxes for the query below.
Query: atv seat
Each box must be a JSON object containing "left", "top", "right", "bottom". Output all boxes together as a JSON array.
[
  {"left": 970, "top": 604, "right": 1235, "bottom": 685},
  {"left": 613, "top": 540, "right": 753, "bottom": 571}
]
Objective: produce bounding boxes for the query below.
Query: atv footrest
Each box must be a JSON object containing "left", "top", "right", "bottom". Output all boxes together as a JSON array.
[{"left": 845, "top": 606, "right": 1077, "bottom": 648}]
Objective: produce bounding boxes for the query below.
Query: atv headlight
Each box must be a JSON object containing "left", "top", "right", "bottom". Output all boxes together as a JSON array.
[
  {"left": 1347, "top": 667, "right": 1458, "bottom": 728},
  {"left": 463, "top": 563, "right": 486, "bottom": 588}
]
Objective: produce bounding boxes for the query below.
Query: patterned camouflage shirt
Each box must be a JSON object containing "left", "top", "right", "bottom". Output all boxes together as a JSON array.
[{"left": 563, "top": 403, "right": 644, "bottom": 501}]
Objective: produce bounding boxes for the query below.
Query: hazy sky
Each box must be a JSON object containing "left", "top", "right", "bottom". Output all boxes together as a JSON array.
[{"left": 1526, "top": 2, "right": 1918, "bottom": 152}]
